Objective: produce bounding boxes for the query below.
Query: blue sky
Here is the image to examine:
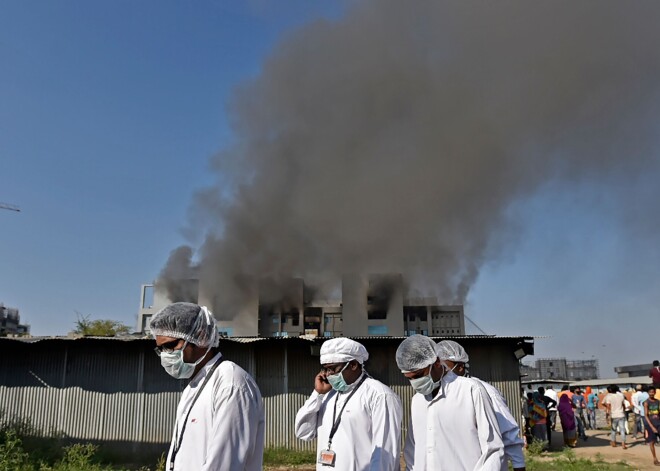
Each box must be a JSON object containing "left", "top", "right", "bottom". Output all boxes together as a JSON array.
[
  {"left": 1, "top": 0, "right": 343, "bottom": 327},
  {"left": 2, "top": 1, "right": 658, "bottom": 377}
]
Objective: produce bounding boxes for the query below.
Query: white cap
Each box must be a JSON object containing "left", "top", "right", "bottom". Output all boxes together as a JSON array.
[
  {"left": 150, "top": 302, "right": 219, "bottom": 348},
  {"left": 320, "top": 338, "right": 369, "bottom": 365},
  {"left": 395, "top": 335, "right": 438, "bottom": 373},
  {"left": 436, "top": 340, "right": 469, "bottom": 363}
]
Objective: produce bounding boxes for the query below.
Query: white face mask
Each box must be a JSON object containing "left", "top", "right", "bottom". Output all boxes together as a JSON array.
[
  {"left": 409, "top": 365, "right": 441, "bottom": 395},
  {"left": 160, "top": 340, "right": 211, "bottom": 379}
]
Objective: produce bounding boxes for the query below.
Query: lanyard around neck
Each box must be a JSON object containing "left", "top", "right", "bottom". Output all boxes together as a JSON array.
[
  {"left": 170, "top": 356, "right": 224, "bottom": 471},
  {"left": 327, "top": 374, "right": 368, "bottom": 450}
]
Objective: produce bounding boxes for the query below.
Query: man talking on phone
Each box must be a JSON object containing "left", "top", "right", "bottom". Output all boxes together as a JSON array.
[{"left": 295, "top": 338, "right": 402, "bottom": 470}]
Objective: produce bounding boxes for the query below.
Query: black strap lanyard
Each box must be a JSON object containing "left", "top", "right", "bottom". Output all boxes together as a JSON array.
[
  {"left": 327, "top": 374, "right": 368, "bottom": 450},
  {"left": 170, "top": 357, "right": 224, "bottom": 471}
]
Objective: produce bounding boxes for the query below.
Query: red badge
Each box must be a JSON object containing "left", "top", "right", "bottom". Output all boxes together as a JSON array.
[{"left": 319, "top": 449, "right": 336, "bottom": 466}]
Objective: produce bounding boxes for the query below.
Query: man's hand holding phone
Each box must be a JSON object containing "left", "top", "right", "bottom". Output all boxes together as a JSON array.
[{"left": 315, "top": 371, "right": 333, "bottom": 394}]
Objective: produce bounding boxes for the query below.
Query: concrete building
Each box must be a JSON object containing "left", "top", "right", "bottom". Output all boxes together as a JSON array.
[
  {"left": 566, "top": 359, "right": 600, "bottom": 381},
  {"left": 341, "top": 273, "right": 405, "bottom": 337},
  {"left": 522, "top": 357, "right": 599, "bottom": 381},
  {"left": 0, "top": 304, "right": 30, "bottom": 337},
  {"left": 137, "top": 274, "right": 466, "bottom": 338},
  {"left": 258, "top": 277, "right": 304, "bottom": 338},
  {"left": 536, "top": 358, "right": 568, "bottom": 380},
  {"left": 615, "top": 363, "right": 653, "bottom": 378},
  {"left": 403, "top": 300, "right": 465, "bottom": 337}
]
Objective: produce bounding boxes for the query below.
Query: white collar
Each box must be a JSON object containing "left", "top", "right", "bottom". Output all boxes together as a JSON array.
[
  {"left": 189, "top": 352, "right": 223, "bottom": 385},
  {"left": 338, "top": 370, "right": 367, "bottom": 395},
  {"left": 428, "top": 370, "right": 458, "bottom": 402}
]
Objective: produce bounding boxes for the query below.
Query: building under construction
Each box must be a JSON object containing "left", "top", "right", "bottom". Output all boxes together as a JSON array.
[
  {"left": 136, "top": 274, "right": 465, "bottom": 338},
  {"left": 0, "top": 304, "right": 30, "bottom": 337},
  {"left": 523, "top": 357, "right": 599, "bottom": 381}
]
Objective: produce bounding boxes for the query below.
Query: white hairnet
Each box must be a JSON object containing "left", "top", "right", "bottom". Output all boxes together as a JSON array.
[
  {"left": 150, "top": 302, "right": 219, "bottom": 348},
  {"left": 320, "top": 338, "right": 369, "bottom": 364},
  {"left": 436, "top": 340, "right": 469, "bottom": 363},
  {"left": 395, "top": 335, "right": 438, "bottom": 373}
]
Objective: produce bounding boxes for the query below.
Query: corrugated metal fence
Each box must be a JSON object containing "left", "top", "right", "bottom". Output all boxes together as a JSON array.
[{"left": 0, "top": 336, "right": 526, "bottom": 459}]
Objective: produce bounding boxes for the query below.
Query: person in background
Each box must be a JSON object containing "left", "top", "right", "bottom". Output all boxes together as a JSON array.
[
  {"left": 150, "top": 303, "right": 265, "bottom": 471},
  {"left": 396, "top": 335, "right": 505, "bottom": 471},
  {"left": 524, "top": 392, "right": 534, "bottom": 446},
  {"left": 295, "top": 337, "right": 402, "bottom": 471},
  {"left": 650, "top": 361, "right": 660, "bottom": 389},
  {"left": 557, "top": 394, "right": 578, "bottom": 447},
  {"left": 643, "top": 386, "right": 660, "bottom": 466},
  {"left": 558, "top": 385, "right": 573, "bottom": 403},
  {"left": 537, "top": 387, "right": 557, "bottom": 446},
  {"left": 572, "top": 388, "right": 588, "bottom": 441},
  {"left": 587, "top": 387, "right": 599, "bottom": 430},
  {"left": 436, "top": 340, "right": 526, "bottom": 471},
  {"left": 544, "top": 386, "right": 559, "bottom": 431},
  {"left": 623, "top": 390, "right": 633, "bottom": 435},
  {"left": 603, "top": 385, "right": 627, "bottom": 449},
  {"left": 529, "top": 391, "right": 548, "bottom": 445},
  {"left": 632, "top": 384, "right": 649, "bottom": 439}
]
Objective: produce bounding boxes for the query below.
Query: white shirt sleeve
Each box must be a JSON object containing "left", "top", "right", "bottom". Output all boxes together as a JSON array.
[
  {"left": 489, "top": 390, "right": 525, "bottom": 469},
  {"left": 201, "top": 382, "right": 263, "bottom": 471},
  {"left": 403, "top": 415, "right": 415, "bottom": 471},
  {"left": 472, "top": 384, "right": 506, "bottom": 471},
  {"left": 368, "top": 393, "right": 403, "bottom": 471},
  {"left": 294, "top": 390, "right": 325, "bottom": 441}
]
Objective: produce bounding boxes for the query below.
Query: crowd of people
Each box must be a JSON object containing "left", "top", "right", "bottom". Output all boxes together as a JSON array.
[
  {"left": 523, "top": 385, "right": 592, "bottom": 448},
  {"left": 523, "top": 363, "right": 660, "bottom": 467}
]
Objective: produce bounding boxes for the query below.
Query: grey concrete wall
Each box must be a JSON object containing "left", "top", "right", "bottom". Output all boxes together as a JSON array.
[{"left": 341, "top": 274, "right": 369, "bottom": 336}]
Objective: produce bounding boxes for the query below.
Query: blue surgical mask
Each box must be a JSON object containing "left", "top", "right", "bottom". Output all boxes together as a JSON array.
[
  {"left": 409, "top": 365, "right": 441, "bottom": 395},
  {"left": 327, "top": 363, "right": 350, "bottom": 393},
  {"left": 160, "top": 341, "right": 211, "bottom": 379}
]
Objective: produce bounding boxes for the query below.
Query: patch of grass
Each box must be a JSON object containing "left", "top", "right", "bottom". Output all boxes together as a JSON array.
[
  {"left": 263, "top": 447, "right": 316, "bottom": 466},
  {"left": 0, "top": 413, "right": 165, "bottom": 471},
  {"left": 526, "top": 439, "right": 547, "bottom": 456},
  {"left": 525, "top": 448, "right": 632, "bottom": 471},
  {"left": 0, "top": 428, "right": 163, "bottom": 471}
]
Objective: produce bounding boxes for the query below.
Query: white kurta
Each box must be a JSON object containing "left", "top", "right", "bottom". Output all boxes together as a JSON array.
[
  {"left": 166, "top": 353, "right": 265, "bottom": 471},
  {"left": 403, "top": 372, "right": 505, "bottom": 471},
  {"left": 295, "top": 374, "right": 403, "bottom": 471},
  {"left": 473, "top": 378, "right": 525, "bottom": 469}
]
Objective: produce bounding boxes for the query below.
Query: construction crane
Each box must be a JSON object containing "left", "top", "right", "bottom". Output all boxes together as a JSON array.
[{"left": 0, "top": 202, "right": 20, "bottom": 212}]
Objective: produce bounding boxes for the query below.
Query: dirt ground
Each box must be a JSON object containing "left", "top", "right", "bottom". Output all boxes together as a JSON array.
[
  {"left": 267, "top": 428, "right": 660, "bottom": 471},
  {"left": 547, "top": 427, "right": 658, "bottom": 471}
]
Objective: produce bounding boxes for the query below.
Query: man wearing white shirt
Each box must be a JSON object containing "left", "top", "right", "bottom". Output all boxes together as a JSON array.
[
  {"left": 295, "top": 338, "right": 402, "bottom": 471},
  {"left": 603, "top": 384, "right": 628, "bottom": 448},
  {"left": 632, "top": 384, "right": 649, "bottom": 439},
  {"left": 396, "top": 335, "right": 505, "bottom": 471},
  {"left": 151, "top": 303, "right": 265, "bottom": 471},
  {"left": 436, "top": 340, "right": 526, "bottom": 471},
  {"left": 544, "top": 386, "right": 559, "bottom": 431}
]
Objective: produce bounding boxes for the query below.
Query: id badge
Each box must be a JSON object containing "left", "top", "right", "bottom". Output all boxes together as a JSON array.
[{"left": 319, "top": 449, "right": 336, "bottom": 467}]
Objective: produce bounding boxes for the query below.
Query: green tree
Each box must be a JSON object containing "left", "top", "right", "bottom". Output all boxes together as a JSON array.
[{"left": 73, "top": 313, "right": 131, "bottom": 337}]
